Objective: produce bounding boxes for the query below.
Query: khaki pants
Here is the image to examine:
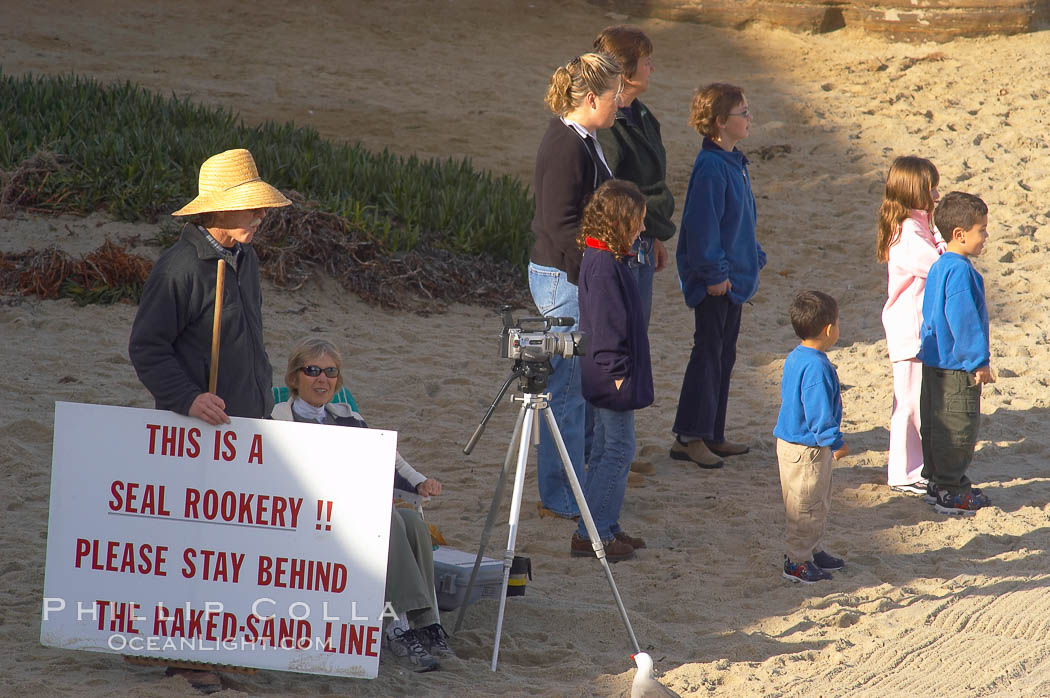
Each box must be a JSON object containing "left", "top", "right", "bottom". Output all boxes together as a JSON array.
[
  {"left": 776, "top": 439, "right": 833, "bottom": 563},
  {"left": 386, "top": 507, "right": 437, "bottom": 628}
]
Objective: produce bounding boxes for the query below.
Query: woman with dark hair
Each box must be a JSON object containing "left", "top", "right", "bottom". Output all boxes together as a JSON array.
[
  {"left": 671, "top": 83, "right": 766, "bottom": 469},
  {"left": 594, "top": 25, "right": 675, "bottom": 328},
  {"left": 529, "top": 52, "right": 623, "bottom": 520}
]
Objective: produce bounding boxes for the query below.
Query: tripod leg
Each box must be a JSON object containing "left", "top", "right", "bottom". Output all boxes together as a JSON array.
[
  {"left": 490, "top": 402, "right": 535, "bottom": 672},
  {"left": 453, "top": 402, "right": 527, "bottom": 634},
  {"left": 542, "top": 406, "right": 641, "bottom": 655}
]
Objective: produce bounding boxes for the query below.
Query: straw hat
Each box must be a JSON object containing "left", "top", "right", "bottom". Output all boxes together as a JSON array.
[{"left": 172, "top": 148, "right": 291, "bottom": 217}]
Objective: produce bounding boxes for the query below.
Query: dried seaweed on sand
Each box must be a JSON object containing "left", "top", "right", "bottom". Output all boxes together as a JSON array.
[
  {"left": 253, "top": 193, "right": 529, "bottom": 314},
  {"left": 1, "top": 193, "right": 529, "bottom": 313},
  {"left": 0, "top": 240, "right": 151, "bottom": 305},
  {"left": 0, "top": 151, "right": 64, "bottom": 216}
]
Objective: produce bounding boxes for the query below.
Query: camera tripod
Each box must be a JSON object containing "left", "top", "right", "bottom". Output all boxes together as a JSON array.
[{"left": 456, "top": 360, "right": 641, "bottom": 671}]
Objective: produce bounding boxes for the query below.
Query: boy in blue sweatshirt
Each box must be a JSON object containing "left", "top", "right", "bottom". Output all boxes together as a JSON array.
[
  {"left": 917, "top": 191, "right": 993, "bottom": 514},
  {"left": 773, "top": 291, "right": 849, "bottom": 584}
]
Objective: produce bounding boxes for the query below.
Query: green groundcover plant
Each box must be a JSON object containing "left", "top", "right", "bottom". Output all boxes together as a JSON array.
[{"left": 0, "top": 70, "right": 535, "bottom": 268}]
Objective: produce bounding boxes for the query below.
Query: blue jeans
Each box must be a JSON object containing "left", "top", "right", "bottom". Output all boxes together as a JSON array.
[
  {"left": 577, "top": 407, "right": 635, "bottom": 541},
  {"left": 628, "top": 236, "right": 655, "bottom": 329},
  {"left": 673, "top": 295, "right": 742, "bottom": 442},
  {"left": 528, "top": 263, "right": 587, "bottom": 517}
]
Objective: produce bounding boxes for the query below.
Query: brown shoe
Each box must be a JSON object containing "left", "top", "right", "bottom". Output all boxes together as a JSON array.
[
  {"left": 537, "top": 500, "right": 579, "bottom": 521},
  {"left": 614, "top": 531, "right": 646, "bottom": 549},
  {"left": 705, "top": 439, "right": 750, "bottom": 457},
  {"left": 669, "top": 438, "right": 724, "bottom": 469},
  {"left": 570, "top": 533, "right": 635, "bottom": 562}
]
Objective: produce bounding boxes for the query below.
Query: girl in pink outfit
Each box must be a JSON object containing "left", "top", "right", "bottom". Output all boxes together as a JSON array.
[{"left": 877, "top": 156, "right": 943, "bottom": 493}]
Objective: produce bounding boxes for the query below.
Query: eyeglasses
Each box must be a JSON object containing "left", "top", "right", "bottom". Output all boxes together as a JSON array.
[
  {"left": 300, "top": 365, "right": 339, "bottom": 378},
  {"left": 728, "top": 108, "right": 752, "bottom": 119}
]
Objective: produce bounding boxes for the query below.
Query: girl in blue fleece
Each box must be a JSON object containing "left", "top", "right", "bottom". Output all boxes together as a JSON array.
[
  {"left": 671, "top": 83, "right": 766, "bottom": 469},
  {"left": 571, "top": 179, "right": 654, "bottom": 563}
]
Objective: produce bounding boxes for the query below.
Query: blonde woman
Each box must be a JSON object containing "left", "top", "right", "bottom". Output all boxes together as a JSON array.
[{"left": 528, "top": 53, "right": 623, "bottom": 520}]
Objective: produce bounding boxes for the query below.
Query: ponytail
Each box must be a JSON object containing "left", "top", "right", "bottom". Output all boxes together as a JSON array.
[{"left": 543, "top": 53, "right": 622, "bottom": 116}]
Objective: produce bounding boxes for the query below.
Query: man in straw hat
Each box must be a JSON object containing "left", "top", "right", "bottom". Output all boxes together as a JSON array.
[{"left": 130, "top": 148, "right": 290, "bottom": 427}]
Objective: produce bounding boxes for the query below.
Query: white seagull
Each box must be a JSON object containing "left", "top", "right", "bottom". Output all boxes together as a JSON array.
[{"left": 631, "top": 652, "right": 680, "bottom": 698}]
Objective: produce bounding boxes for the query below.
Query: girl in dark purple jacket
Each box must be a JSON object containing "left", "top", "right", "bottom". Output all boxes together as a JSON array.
[{"left": 571, "top": 180, "right": 654, "bottom": 563}]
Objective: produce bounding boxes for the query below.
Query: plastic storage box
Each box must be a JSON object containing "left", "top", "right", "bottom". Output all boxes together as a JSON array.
[{"left": 432, "top": 547, "right": 504, "bottom": 611}]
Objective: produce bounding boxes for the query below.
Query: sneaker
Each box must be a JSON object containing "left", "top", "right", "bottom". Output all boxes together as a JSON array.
[
  {"left": 783, "top": 556, "right": 832, "bottom": 584},
  {"left": 669, "top": 438, "right": 724, "bottom": 469},
  {"left": 924, "top": 479, "right": 940, "bottom": 504},
  {"left": 933, "top": 488, "right": 991, "bottom": 515},
  {"left": 813, "top": 550, "right": 844, "bottom": 571},
  {"left": 890, "top": 480, "right": 928, "bottom": 496},
  {"left": 570, "top": 532, "right": 635, "bottom": 562},
  {"left": 614, "top": 531, "right": 646, "bottom": 549},
  {"left": 704, "top": 439, "right": 750, "bottom": 457},
  {"left": 419, "top": 623, "right": 455, "bottom": 657},
  {"left": 385, "top": 628, "right": 440, "bottom": 672},
  {"left": 925, "top": 480, "right": 983, "bottom": 504}
]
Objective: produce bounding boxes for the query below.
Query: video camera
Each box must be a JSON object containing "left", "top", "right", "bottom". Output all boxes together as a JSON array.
[
  {"left": 463, "top": 305, "right": 589, "bottom": 454},
  {"left": 498, "top": 306, "right": 587, "bottom": 363}
]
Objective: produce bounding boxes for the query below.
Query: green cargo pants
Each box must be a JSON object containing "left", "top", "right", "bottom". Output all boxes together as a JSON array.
[{"left": 919, "top": 365, "right": 981, "bottom": 494}]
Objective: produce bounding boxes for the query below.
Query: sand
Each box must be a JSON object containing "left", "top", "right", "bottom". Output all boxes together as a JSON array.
[{"left": 3, "top": 0, "right": 1050, "bottom": 695}]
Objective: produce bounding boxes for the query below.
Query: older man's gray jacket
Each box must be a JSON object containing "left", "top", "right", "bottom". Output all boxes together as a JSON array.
[{"left": 129, "top": 224, "right": 273, "bottom": 419}]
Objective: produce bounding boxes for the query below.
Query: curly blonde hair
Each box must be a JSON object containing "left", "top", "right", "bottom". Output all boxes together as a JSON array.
[
  {"left": 544, "top": 53, "right": 623, "bottom": 116},
  {"left": 689, "top": 83, "right": 745, "bottom": 138},
  {"left": 577, "top": 180, "right": 646, "bottom": 259}
]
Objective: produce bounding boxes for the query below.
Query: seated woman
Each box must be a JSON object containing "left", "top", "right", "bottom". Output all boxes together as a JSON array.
[{"left": 271, "top": 337, "right": 451, "bottom": 673}]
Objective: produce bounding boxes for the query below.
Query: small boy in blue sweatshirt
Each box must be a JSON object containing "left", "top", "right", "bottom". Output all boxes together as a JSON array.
[
  {"left": 917, "top": 191, "right": 993, "bottom": 514},
  {"left": 773, "top": 291, "right": 849, "bottom": 584}
]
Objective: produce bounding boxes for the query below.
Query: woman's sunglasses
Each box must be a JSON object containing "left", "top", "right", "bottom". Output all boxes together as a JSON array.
[{"left": 300, "top": 365, "right": 339, "bottom": 378}]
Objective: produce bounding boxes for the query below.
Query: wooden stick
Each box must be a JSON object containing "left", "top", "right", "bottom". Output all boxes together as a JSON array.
[{"left": 208, "top": 259, "right": 226, "bottom": 394}]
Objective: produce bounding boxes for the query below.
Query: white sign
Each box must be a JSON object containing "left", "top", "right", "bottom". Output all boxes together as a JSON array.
[{"left": 41, "top": 402, "right": 396, "bottom": 678}]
